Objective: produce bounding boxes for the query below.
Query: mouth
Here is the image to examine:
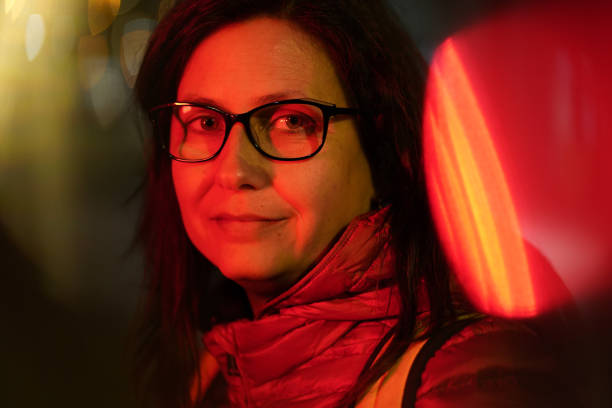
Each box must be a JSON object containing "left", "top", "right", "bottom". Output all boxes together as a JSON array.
[
  {"left": 212, "top": 213, "right": 286, "bottom": 222},
  {"left": 210, "top": 214, "right": 289, "bottom": 239}
]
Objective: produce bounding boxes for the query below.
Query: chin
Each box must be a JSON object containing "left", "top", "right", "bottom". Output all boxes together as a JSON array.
[
  {"left": 200, "top": 239, "right": 301, "bottom": 282},
  {"left": 223, "top": 262, "right": 307, "bottom": 302},
  {"left": 215, "top": 258, "right": 291, "bottom": 283}
]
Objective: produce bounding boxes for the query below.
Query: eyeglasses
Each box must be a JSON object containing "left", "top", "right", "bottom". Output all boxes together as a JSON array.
[{"left": 148, "top": 99, "right": 359, "bottom": 162}]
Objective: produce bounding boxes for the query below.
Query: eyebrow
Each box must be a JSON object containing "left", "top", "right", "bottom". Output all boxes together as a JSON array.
[
  {"left": 179, "top": 90, "right": 309, "bottom": 111},
  {"left": 253, "top": 91, "right": 308, "bottom": 105}
]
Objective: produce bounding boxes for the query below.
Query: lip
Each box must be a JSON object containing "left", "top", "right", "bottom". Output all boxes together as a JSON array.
[
  {"left": 211, "top": 213, "right": 286, "bottom": 222},
  {"left": 209, "top": 213, "right": 289, "bottom": 240}
]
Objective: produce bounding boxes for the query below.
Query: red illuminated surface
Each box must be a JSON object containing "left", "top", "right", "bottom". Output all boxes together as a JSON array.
[{"left": 424, "top": 1, "right": 612, "bottom": 317}]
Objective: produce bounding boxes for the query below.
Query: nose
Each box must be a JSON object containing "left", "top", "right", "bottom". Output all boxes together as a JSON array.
[{"left": 213, "top": 122, "right": 271, "bottom": 190}]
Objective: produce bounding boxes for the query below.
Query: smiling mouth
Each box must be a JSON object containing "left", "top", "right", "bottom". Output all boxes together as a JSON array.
[
  {"left": 211, "top": 216, "right": 288, "bottom": 239},
  {"left": 213, "top": 215, "right": 285, "bottom": 222}
]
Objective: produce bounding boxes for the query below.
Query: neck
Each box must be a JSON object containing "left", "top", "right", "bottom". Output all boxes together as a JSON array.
[
  {"left": 245, "top": 292, "right": 268, "bottom": 317},
  {"left": 237, "top": 277, "right": 295, "bottom": 317}
]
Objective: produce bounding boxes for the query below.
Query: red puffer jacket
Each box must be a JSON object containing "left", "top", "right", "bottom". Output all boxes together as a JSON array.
[{"left": 200, "top": 208, "right": 575, "bottom": 407}]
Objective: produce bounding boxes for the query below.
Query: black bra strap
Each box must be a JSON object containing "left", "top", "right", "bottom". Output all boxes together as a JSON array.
[{"left": 402, "top": 316, "right": 484, "bottom": 408}]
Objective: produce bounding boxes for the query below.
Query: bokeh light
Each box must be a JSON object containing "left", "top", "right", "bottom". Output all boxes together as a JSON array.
[
  {"left": 77, "top": 34, "right": 109, "bottom": 90},
  {"left": 5, "top": 0, "right": 26, "bottom": 21},
  {"left": 117, "top": 0, "right": 140, "bottom": 15},
  {"left": 424, "top": 0, "right": 612, "bottom": 317},
  {"left": 25, "top": 14, "right": 45, "bottom": 61},
  {"left": 424, "top": 38, "right": 536, "bottom": 317},
  {"left": 77, "top": 32, "right": 131, "bottom": 127},
  {"left": 1, "top": 0, "right": 84, "bottom": 300},
  {"left": 88, "top": 0, "right": 121, "bottom": 35},
  {"left": 119, "top": 17, "right": 155, "bottom": 88},
  {"left": 49, "top": 14, "right": 78, "bottom": 58},
  {"left": 89, "top": 63, "right": 129, "bottom": 127}
]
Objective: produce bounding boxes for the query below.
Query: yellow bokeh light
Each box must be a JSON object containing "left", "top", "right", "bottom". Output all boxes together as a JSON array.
[
  {"left": 5, "top": 0, "right": 26, "bottom": 21},
  {"left": 77, "top": 34, "right": 109, "bottom": 89},
  {"left": 117, "top": 0, "right": 140, "bottom": 15},
  {"left": 88, "top": 0, "right": 121, "bottom": 35},
  {"left": 1, "top": 0, "right": 84, "bottom": 301},
  {"left": 25, "top": 14, "right": 46, "bottom": 61}
]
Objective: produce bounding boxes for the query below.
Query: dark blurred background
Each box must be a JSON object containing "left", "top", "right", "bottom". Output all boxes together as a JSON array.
[{"left": 1, "top": 0, "right": 608, "bottom": 407}]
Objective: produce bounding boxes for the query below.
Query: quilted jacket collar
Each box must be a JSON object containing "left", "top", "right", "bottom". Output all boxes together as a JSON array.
[{"left": 203, "top": 207, "right": 399, "bottom": 408}]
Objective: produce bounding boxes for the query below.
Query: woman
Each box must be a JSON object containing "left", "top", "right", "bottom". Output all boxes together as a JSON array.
[{"left": 134, "top": 1, "right": 572, "bottom": 407}]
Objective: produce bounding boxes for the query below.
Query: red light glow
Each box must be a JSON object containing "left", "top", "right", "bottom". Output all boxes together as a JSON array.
[
  {"left": 425, "top": 39, "right": 535, "bottom": 317},
  {"left": 424, "top": 1, "right": 612, "bottom": 317}
]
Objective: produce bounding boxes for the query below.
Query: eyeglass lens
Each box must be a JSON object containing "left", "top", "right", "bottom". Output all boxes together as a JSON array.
[{"left": 167, "top": 103, "right": 325, "bottom": 160}]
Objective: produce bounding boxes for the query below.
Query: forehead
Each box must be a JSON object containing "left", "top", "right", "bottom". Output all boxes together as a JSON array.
[{"left": 177, "top": 17, "right": 347, "bottom": 111}]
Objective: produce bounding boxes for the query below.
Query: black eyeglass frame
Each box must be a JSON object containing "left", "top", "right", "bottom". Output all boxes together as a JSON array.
[{"left": 148, "top": 99, "right": 360, "bottom": 162}]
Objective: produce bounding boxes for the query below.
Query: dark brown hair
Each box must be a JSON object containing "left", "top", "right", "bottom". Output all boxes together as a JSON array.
[{"left": 133, "top": 0, "right": 457, "bottom": 406}]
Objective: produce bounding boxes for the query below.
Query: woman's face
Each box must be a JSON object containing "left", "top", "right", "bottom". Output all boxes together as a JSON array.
[{"left": 173, "top": 17, "right": 375, "bottom": 308}]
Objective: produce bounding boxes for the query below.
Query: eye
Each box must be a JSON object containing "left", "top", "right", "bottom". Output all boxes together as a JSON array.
[
  {"left": 186, "top": 115, "right": 222, "bottom": 133},
  {"left": 271, "top": 113, "right": 315, "bottom": 132},
  {"left": 198, "top": 116, "right": 220, "bottom": 130},
  {"left": 177, "top": 105, "right": 224, "bottom": 134}
]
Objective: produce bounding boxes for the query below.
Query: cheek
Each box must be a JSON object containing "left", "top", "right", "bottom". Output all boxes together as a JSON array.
[
  {"left": 274, "top": 161, "right": 338, "bottom": 217},
  {"left": 273, "top": 160, "right": 354, "bottom": 250},
  {"left": 172, "top": 164, "right": 192, "bottom": 210},
  {"left": 171, "top": 163, "right": 214, "bottom": 235},
  {"left": 172, "top": 163, "right": 211, "bottom": 202}
]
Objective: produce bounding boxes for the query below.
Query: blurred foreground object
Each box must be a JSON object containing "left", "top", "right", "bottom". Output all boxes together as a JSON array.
[
  {"left": 0, "top": 0, "right": 150, "bottom": 303},
  {"left": 424, "top": 0, "right": 612, "bottom": 317}
]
